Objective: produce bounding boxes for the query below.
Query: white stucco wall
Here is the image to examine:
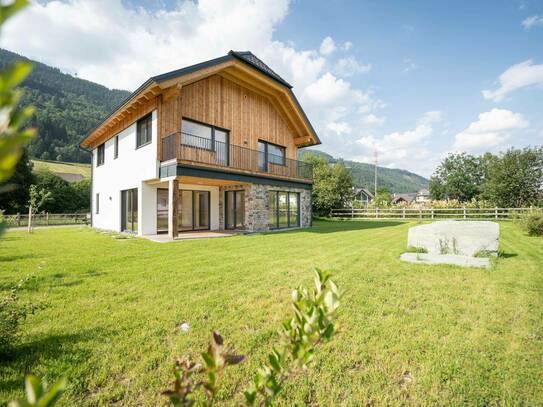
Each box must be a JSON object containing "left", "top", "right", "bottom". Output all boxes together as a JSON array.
[{"left": 91, "top": 110, "right": 158, "bottom": 235}]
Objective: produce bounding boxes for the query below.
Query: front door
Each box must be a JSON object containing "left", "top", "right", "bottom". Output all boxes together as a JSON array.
[{"left": 225, "top": 190, "right": 245, "bottom": 229}]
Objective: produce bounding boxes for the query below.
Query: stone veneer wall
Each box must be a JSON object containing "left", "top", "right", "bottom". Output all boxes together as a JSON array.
[{"left": 218, "top": 184, "right": 312, "bottom": 232}]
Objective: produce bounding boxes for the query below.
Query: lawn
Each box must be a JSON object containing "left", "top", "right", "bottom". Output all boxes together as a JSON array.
[{"left": 1, "top": 220, "right": 542, "bottom": 406}]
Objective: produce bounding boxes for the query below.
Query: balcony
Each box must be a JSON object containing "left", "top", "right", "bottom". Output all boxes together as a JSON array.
[{"left": 161, "top": 132, "right": 313, "bottom": 182}]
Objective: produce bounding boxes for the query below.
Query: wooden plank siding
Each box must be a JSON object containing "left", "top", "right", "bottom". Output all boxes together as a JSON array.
[{"left": 170, "top": 74, "right": 298, "bottom": 160}]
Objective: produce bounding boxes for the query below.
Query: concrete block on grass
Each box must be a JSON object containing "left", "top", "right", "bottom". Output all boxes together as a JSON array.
[{"left": 400, "top": 252, "right": 490, "bottom": 268}]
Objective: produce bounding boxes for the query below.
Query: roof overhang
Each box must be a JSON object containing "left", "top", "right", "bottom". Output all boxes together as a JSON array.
[{"left": 80, "top": 52, "right": 320, "bottom": 149}]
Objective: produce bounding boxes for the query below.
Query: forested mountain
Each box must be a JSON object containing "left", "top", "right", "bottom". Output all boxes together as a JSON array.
[
  {"left": 0, "top": 48, "right": 130, "bottom": 163},
  {"left": 299, "top": 149, "right": 429, "bottom": 193}
]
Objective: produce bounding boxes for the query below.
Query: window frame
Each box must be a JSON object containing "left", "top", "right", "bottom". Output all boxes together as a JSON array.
[
  {"left": 136, "top": 113, "right": 153, "bottom": 149},
  {"left": 96, "top": 143, "right": 105, "bottom": 166},
  {"left": 181, "top": 117, "right": 230, "bottom": 153},
  {"left": 258, "top": 140, "right": 286, "bottom": 170},
  {"left": 267, "top": 191, "right": 300, "bottom": 229},
  {"left": 114, "top": 135, "right": 119, "bottom": 159}
]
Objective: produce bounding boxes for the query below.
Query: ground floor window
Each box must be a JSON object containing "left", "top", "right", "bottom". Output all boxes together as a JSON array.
[
  {"left": 121, "top": 188, "right": 138, "bottom": 232},
  {"left": 268, "top": 191, "right": 299, "bottom": 229},
  {"left": 156, "top": 188, "right": 210, "bottom": 233},
  {"left": 225, "top": 190, "right": 245, "bottom": 229}
]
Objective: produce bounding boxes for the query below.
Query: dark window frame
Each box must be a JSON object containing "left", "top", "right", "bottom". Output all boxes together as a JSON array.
[
  {"left": 136, "top": 113, "right": 153, "bottom": 149},
  {"left": 224, "top": 190, "right": 245, "bottom": 230},
  {"left": 179, "top": 189, "right": 211, "bottom": 232},
  {"left": 114, "top": 135, "right": 119, "bottom": 159},
  {"left": 97, "top": 143, "right": 105, "bottom": 166},
  {"left": 258, "top": 140, "right": 286, "bottom": 170},
  {"left": 268, "top": 191, "right": 300, "bottom": 230},
  {"left": 181, "top": 117, "right": 230, "bottom": 154},
  {"left": 121, "top": 188, "right": 138, "bottom": 233}
]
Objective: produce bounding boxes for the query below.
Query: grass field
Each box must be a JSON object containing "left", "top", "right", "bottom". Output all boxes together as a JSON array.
[
  {"left": 1, "top": 220, "right": 542, "bottom": 405},
  {"left": 31, "top": 159, "right": 91, "bottom": 178}
]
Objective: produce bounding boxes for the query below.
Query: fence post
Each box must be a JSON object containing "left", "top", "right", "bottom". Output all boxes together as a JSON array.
[
  {"left": 16, "top": 212, "right": 20, "bottom": 227},
  {"left": 46, "top": 212, "right": 49, "bottom": 226},
  {"left": 419, "top": 208, "right": 422, "bottom": 220},
  {"left": 463, "top": 207, "right": 466, "bottom": 219},
  {"left": 351, "top": 208, "right": 354, "bottom": 219},
  {"left": 495, "top": 207, "right": 498, "bottom": 219},
  {"left": 431, "top": 209, "right": 434, "bottom": 219},
  {"left": 402, "top": 208, "right": 405, "bottom": 219},
  {"left": 376, "top": 207, "right": 379, "bottom": 219}
]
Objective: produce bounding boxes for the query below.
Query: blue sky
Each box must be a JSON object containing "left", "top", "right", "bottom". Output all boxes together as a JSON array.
[{"left": 4, "top": 0, "right": 543, "bottom": 176}]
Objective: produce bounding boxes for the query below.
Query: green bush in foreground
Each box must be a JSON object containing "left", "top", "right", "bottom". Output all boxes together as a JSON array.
[
  {"left": 8, "top": 375, "right": 66, "bottom": 407},
  {"left": 523, "top": 212, "right": 543, "bottom": 237},
  {"left": 163, "top": 269, "right": 342, "bottom": 406}
]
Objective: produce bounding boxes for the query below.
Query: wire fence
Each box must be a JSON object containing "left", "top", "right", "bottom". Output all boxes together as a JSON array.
[
  {"left": 3, "top": 213, "right": 90, "bottom": 228},
  {"left": 330, "top": 207, "right": 540, "bottom": 221}
]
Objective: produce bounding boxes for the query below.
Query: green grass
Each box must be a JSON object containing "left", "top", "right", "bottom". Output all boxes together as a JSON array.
[
  {"left": 31, "top": 159, "right": 91, "bottom": 178},
  {"left": 1, "top": 220, "right": 542, "bottom": 406}
]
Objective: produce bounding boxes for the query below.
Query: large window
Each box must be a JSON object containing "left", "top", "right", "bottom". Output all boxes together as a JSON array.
[
  {"left": 121, "top": 188, "right": 138, "bottom": 232},
  {"left": 225, "top": 190, "right": 245, "bottom": 230},
  {"left": 268, "top": 191, "right": 299, "bottom": 229},
  {"left": 258, "top": 140, "right": 286, "bottom": 171},
  {"left": 181, "top": 119, "right": 229, "bottom": 164},
  {"left": 97, "top": 143, "right": 105, "bottom": 166},
  {"left": 136, "top": 113, "right": 152, "bottom": 148}
]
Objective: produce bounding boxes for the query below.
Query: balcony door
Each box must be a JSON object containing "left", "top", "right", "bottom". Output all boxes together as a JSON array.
[{"left": 180, "top": 190, "right": 210, "bottom": 232}]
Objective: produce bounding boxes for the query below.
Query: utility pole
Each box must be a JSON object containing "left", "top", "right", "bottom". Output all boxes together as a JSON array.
[{"left": 374, "top": 147, "right": 378, "bottom": 197}]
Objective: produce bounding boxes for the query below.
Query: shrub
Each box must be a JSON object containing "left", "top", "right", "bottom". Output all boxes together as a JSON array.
[
  {"left": 523, "top": 212, "right": 543, "bottom": 236},
  {"left": 0, "top": 276, "right": 37, "bottom": 355}
]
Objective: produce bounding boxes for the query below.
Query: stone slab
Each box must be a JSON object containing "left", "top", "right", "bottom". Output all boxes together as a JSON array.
[
  {"left": 407, "top": 221, "right": 499, "bottom": 256},
  {"left": 400, "top": 252, "right": 490, "bottom": 268}
]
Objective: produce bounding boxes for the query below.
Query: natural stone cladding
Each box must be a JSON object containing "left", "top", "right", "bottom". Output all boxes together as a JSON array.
[{"left": 218, "top": 184, "right": 312, "bottom": 232}]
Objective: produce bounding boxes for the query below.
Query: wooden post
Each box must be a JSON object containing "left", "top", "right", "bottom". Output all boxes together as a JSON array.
[
  {"left": 402, "top": 208, "right": 405, "bottom": 219},
  {"left": 463, "top": 207, "right": 466, "bottom": 219},
  {"left": 168, "top": 178, "right": 179, "bottom": 239},
  {"left": 27, "top": 205, "right": 32, "bottom": 233},
  {"left": 46, "top": 212, "right": 49, "bottom": 226},
  {"left": 16, "top": 212, "right": 20, "bottom": 227},
  {"left": 431, "top": 209, "right": 434, "bottom": 219},
  {"left": 495, "top": 207, "right": 498, "bottom": 219},
  {"left": 376, "top": 207, "right": 379, "bottom": 219},
  {"left": 419, "top": 208, "right": 422, "bottom": 220}
]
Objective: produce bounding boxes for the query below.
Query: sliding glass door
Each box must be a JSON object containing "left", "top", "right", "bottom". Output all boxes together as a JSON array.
[
  {"left": 121, "top": 188, "right": 138, "bottom": 232},
  {"left": 268, "top": 191, "right": 299, "bottom": 229},
  {"left": 225, "top": 190, "right": 245, "bottom": 230},
  {"left": 156, "top": 189, "right": 210, "bottom": 233}
]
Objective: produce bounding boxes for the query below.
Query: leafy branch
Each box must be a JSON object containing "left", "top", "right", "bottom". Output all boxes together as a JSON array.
[{"left": 163, "top": 269, "right": 342, "bottom": 406}]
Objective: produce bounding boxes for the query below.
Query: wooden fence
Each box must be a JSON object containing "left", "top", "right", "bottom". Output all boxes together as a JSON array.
[
  {"left": 330, "top": 207, "right": 540, "bottom": 221},
  {"left": 3, "top": 213, "right": 90, "bottom": 228}
]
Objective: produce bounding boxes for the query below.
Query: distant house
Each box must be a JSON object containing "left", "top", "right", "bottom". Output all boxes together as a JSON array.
[
  {"left": 415, "top": 188, "right": 431, "bottom": 203},
  {"left": 353, "top": 187, "right": 374, "bottom": 206},
  {"left": 391, "top": 193, "right": 416, "bottom": 205},
  {"left": 79, "top": 51, "right": 320, "bottom": 238}
]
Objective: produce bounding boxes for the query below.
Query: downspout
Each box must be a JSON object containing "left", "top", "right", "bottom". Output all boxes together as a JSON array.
[{"left": 78, "top": 145, "right": 93, "bottom": 227}]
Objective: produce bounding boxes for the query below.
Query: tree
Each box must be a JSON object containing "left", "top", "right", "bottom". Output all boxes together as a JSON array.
[
  {"left": 374, "top": 187, "right": 391, "bottom": 207},
  {"left": 480, "top": 147, "right": 543, "bottom": 207},
  {"left": 27, "top": 184, "right": 52, "bottom": 232},
  {"left": 0, "top": 148, "right": 34, "bottom": 213},
  {"left": 303, "top": 154, "right": 353, "bottom": 216},
  {"left": 429, "top": 153, "right": 483, "bottom": 201}
]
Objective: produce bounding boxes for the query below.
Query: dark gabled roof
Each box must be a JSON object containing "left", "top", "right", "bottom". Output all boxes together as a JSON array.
[{"left": 82, "top": 51, "right": 320, "bottom": 147}]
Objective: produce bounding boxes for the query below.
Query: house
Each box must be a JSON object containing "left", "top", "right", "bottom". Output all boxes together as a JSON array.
[
  {"left": 391, "top": 193, "right": 416, "bottom": 205},
  {"left": 415, "top": 188, "right": 431, "bottom": 203},
  {"left": 79, "top": 51, "right": 320, "bottom": 238},
  {"left": 353, "top": 187, "right": 374, "bottom": 206}
]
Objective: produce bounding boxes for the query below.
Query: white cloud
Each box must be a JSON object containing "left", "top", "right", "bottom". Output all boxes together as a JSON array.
[
  {"left": 355, "top": 111, "right": 442, "bottom": 172},
  {"left": 342, "top": 41, "right": 353, "bottom": 51},
  {"left": 319, "top": 36, "right": 336, "bottom": 56},
  {"left": 482, "top": 59, "right": 543, "bottom": 102},
  {"left": 334, "top": 56, "right": 371, "bottom": 77},
  {"left": 522, "top": 15, "right": 543, "bottom": 29},
  {"left": 402, "top": 58, "right": 417, "bottom": 73},
  {"left": 361, "top": 114, "right": 385, "bottom": 126},
  {"left": 453, "top": 109, "right": 528, "bottom": 152}
]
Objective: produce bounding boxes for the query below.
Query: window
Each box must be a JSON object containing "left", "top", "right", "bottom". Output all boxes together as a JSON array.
[
  {"left": 121, "top": 188, "right": 138, "bottom": 232},
  {"left": 268, "top": 191, "right": 299, "bottom": 229},
  {"left": 258, "top": 140, "right": 286, "bottom": 171},
  {"left": 181, "top": 119, "right": 229, "bottom": 161},
  {"left": 225, "top": 190, "right": 245, "bottom": 230},
  {"left": 136, "top": 113, "right": 152, "bottom": 148},
  {"left": 97, "top": 143, "right": 105, "bottom": 166},
  {"left": 95, "top": 193, "right": 100, "bottom": 214},
  {"left": 114, "top": 135, "right": 119, "bottom": 159}
]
